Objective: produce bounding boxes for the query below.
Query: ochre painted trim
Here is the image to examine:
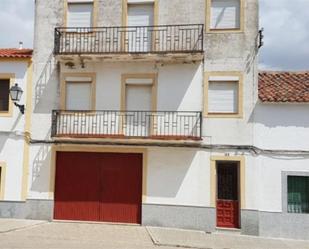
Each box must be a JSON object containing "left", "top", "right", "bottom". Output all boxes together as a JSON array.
[
  {"left": 64, "top": 0, "right": 98, "bottom": 27},
  {"left": 60, "top": 72, "right": 96, "bottom": 110},
  {"left": 0, "top": 162, "right": 7, "bottom": 200},
  {"left": 121, "top": 73, "right": 158, "bottom": 112},
  {"left": 210, "top": 155, "right": 245, "bottom": 209},
  {"left": 0, "top": 73, "right": 15, "bottom": 117},
  {"left": 122, "top": 0, "right": 158, "bottom": 51},
  {"left": 21, "top": 62, "right": 33, "bottom": 201},
  {"left": 204, "top": 71, "right": 244, "bottom": 118},
  {"left": 205, "top": 0, "right": 245, "bottom": 33},
  {"left": 49, "top": 145, "right": 148, "bottom": 203}
]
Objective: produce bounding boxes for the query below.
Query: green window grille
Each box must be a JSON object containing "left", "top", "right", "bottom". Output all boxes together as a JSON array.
[{"left": 287, "top": 176, "right": 309, "bottom": 214}]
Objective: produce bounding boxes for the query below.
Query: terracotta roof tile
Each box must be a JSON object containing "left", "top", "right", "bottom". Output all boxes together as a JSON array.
[
  {"left": 259, "top": 71, "right": 309, "bottom": 103},
  {"left": 0, "top": 48, "right": 32, "bottom": 58}
]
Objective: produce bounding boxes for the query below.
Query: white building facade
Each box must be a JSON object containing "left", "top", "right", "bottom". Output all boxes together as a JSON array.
[
  {"left": 0, "top": 49, "right": 33, "bottom": 210},
  {"left": 0, "top": 0, "right": 308, "bottom": 240}
]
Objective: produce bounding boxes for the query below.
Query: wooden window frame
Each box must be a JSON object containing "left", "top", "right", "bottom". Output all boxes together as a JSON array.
[
  {"left": 206, "top": 0, "right": 245, "bottom": 33},
  {"left": 0, "top": 162, "right": 6, "bottom": 200},
  {"left": 122, "top": 1, "right": 158, "bottom": 52},
  {"left": 204, "top": 71, "right": 243, "bottom": 118},
  {"left": 121, "top": 73, "right": 158, "bottom": 111},
  {"left": 60, "top": 73, "right": 96, "bottom": 111},
  {"left": 122, "top": 0, "right": 159, "bottom": 27},
  {"left": 64, "top": 0, "right": 98, "bottom": 28},
  {"left": 0, "top": 74, "right": 15, "bottom": 117}
]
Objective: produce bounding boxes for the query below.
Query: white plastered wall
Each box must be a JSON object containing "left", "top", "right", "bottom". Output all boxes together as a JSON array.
[
  {"left": 254, "top": 102, "right": 309, "bottom": 212},
  {"left": 0, "top": 61, "right": 29, "bottom": 201}
]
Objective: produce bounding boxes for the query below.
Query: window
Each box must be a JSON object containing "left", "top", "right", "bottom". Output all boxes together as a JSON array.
[
  {"left": 205, "top": 73, "right": 243, "bottom": 117},
  {"left": 0, "top": 79, "right": 10, "bottom": 112},
  {"left": 288, "top": 176, "right": 309, "bottom": 214},
  {"left": 66, "top": 81, "right": 92, "bottom": 110},
  {"left": 207, "top": 0, "right": 243, "bottom": 31},
  {"left": 208, "top": 81, "right": 239, "bottom": 114},
  {"left": 127, "top": 4, "right": 154, "bottom": 52},
  {"left": 67, "top": 2, "right": 93, "bottom": 27}
]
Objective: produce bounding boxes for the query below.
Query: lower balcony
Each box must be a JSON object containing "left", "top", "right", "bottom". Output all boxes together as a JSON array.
[{"left": 51, "top": 110, "right": 202, "bottom": 141}]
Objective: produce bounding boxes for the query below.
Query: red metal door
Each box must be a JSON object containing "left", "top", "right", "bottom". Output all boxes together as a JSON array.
[
  {"left": 216, "top": 162, "right": 240, "bottom": 228},
  {"left": 54, "top": 152, "right": 142, "bottom": 224},
  {"left": 99, "top": 153, "right": 142, "bottom": 224},
  {"left": 54, "top": 152, "right": 101, "bottom": 221}
]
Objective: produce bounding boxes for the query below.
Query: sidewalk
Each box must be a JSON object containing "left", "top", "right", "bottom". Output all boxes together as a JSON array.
[
  {"left": 0, "top": 219, "right": 308, "bottom": 249},
  {"left": 147, "top": 226, "right": 309, "bottom": 249}
]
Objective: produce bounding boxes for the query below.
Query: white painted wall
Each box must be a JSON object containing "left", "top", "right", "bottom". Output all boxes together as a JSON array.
[
  {"left": 257, "top": 155, "right": 309, "bottom": 212},
  {"left": 0, "top": 60, "right": 29, "bottom": 201},
  {"left": 27, "top": 143, "right": 52, "bottom": 200},
  {"left": 61, "top": 61, "right": 203, "bottom": 112},
  {"left": 146, "top": 148, "right": 209, "bottom": 207},
  {"left": 254, "top": 103, "right": 309, "bottom": 150}
]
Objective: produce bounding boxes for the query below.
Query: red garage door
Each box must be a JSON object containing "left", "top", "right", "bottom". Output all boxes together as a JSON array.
[{"left": 54, "top": 152, "right": 143, "bottom": 224}]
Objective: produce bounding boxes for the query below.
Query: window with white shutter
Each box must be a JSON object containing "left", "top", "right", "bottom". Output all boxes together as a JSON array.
[
  {"left": 208, "top": 81, "right": 239, "bottom": 114},
  {"left": 210, "top": 0, "right": 241, "bottom": 30},
  {"left": 127, "top": 4, "right": 154, "bottom": 52},
  {"left": 67, "top": 3, "right": 93, "bottom": 27},
  {"left": 66, "top": 81, "right": 92, "bottom": 110}
]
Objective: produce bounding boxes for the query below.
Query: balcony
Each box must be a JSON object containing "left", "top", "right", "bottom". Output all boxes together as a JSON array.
[
  {"left": 54, "top": 24, "right": 204, "bottom": 62},
  {"left": 51, "top": 110, "right": 202, "bottom": 141}
]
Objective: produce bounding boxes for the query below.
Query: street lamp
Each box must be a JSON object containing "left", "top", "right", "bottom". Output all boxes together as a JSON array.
[{"left": 9, "top": 83, "right": 25, "bottom": 114}]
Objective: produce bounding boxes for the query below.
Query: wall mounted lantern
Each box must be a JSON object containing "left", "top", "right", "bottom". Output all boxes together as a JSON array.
[{"left": 9, "top": 83, "right": 25, "bottom": 114}]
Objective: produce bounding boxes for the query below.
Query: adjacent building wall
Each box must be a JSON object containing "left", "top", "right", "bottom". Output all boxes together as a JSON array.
[{"left": 0, "top": 60, "right": 31, "bottom": 201}]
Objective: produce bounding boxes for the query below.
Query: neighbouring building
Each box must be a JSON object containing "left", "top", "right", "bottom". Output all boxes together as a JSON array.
[
  {"left": 0, "top": 48, "right": 33, "bottom": 207},
  {"left": 0, "top": 0, "right": 308, "bottom": 241}
]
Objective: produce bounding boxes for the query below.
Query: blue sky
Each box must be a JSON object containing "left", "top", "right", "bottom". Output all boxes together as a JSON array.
[{"left": 0, "top": 0, "right": 308, "bottom": 70}]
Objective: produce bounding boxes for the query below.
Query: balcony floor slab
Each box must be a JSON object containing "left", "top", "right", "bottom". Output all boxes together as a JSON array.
[{"left": 55, "top": 53, "right": 204, "bottom": 64}]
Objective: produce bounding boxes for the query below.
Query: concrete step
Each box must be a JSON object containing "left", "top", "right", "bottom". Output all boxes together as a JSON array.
[{"left": 214, "top": 227, "right": 242, "bottom": 235}]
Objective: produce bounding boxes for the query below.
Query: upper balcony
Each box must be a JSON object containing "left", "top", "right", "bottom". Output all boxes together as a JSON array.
[{"left": 54, "top": 24, "right": 204, "bottom": 63}]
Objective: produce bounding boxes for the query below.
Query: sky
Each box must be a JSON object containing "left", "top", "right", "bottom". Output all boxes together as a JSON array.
[{"left": 0, "top": 0, "right": 308, "bottom": 71}]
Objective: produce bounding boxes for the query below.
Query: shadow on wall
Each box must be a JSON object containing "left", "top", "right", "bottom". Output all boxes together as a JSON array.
[
  {"left": 146, "top": 149, "right": 198, "bottom": 198},
  {"left": 30, "top": 132, "right": 52, "bottom": 194},
  {"left": 0, "top": 135, "right": 7, "bottom": 155},
  {"left": 157, "top": 63, "right": 202, "bottom": 111},
  {"left": 34, "top": 52, "right": 59, "bottom": 114},
  {"left": 250, "top": 103, "right": 309, "bottom": 128},
  {"left": 245, "top": 32, "right": 260, "bottom": 74}
]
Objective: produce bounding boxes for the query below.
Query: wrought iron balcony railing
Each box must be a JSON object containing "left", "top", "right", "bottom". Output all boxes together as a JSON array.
[
  {"left": 54, "top": 24, "right": 204, "bottom": 55},
  {"left": 51, "top": 110, "right": 202, "bottom": 140}
]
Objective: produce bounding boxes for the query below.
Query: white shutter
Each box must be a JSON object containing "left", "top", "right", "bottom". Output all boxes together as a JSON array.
[
  {"left": 211, "top": 0, "right": 240, "bottom": 29},
  {"left": 126, "top": 85, "right": 152, "bottom": 111},
  {"left": 208, "top": 81, "right": 238, "bottom": 113},
  {"left": 66, "top": 82, "right": 92, "bottom": 110},
  {"left": 128, "top": 4, "right": 154, "bottom": 27},
  {"left": 67, "top": 3, "right": 93, "bottom": 27},
  {"left": 127, "top": 4, "right": 154, "bottom": 51}
]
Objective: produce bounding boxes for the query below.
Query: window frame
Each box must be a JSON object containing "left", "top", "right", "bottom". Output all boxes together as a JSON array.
[
  {"left": 0, "top": 162, "right": 6, "bottom": 200},
  {"left": 206, "top": 0, "right": 245, "bottom": 33},
  {"left": 121, "top": 73, "right": 158, "bottom": 112},
  {"left": 0, "top": 74, "right": 15, "bottom": 117},
  {"left": 60, "top": 73, "right": 96, "bottom": 111},
  {"left": 122, "top": 0, "right": 158, "bottom": 27},
  {"left": 64, "top": 0, "right": 98, "bottom": 28},
  {"left": 282, "top": 171, "right": 309, "bottom": 214},
  {"left": 204, "top": 71, "right": 243, "bottom": 118}
]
